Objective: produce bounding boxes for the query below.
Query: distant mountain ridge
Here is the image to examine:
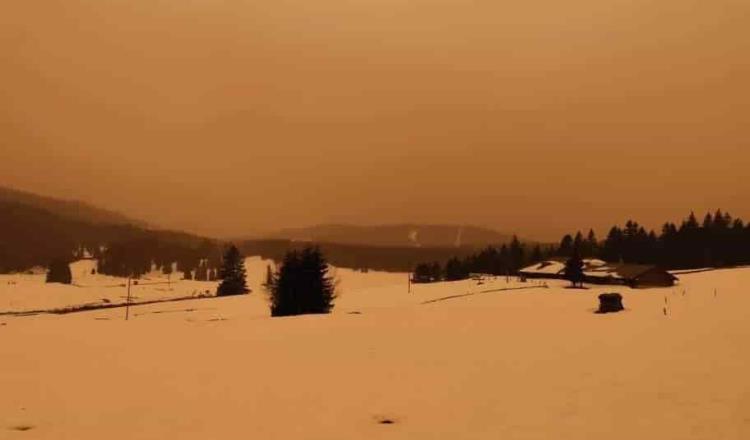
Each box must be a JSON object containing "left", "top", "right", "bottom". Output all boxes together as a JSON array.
[
  {"left": 0, "top": 186, "right": 212, "bottom": 272},
  {"left": 267, "top": 224, "right": 515, "bottom": 248},
  {"left": 0, "top": 186, "right": 146, "bottom": 228}
]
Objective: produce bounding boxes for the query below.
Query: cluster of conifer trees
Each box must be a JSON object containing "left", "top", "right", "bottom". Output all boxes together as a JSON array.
[
  {"left": 413, "top": 210, "right": 750, "bottom": 282},
  {"left": 556, "top": 210, "right": 750, "bottom": 269},
  {"left": 412, "top": 236, "right": 542, "bottom": 282},
  {"left": 215, "top": 244, "right": 336, "bottom": 315},
  {"left": 266, "top": 246, "right": 336, "bottom": 316},
  {"left": 95, "top": 238, "right": 222, "bottom": 279}
]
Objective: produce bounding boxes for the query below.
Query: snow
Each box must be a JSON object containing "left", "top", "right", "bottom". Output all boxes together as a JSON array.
[
  {"left": 520, "top": 260, "right": 565, "bottom": 275},
  {"left": 1, "top": 259, "right": 749, "bottom": 439},
  {"left": 0, "top": 260, "right": 216, "bottom": 313}
]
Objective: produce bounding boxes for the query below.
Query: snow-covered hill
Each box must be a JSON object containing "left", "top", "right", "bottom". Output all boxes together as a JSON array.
[{"left": 1, "top": 262, "right": 749, "bottom": 439}]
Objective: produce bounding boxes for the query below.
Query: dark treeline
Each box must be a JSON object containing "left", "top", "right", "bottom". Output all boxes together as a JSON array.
[
  {"left": 0, "top": 200, "right": 149, "bottom": 273},
  {"left": 413, "top": 236, "right": 549, "bottom": 282},
  {"left": 96, "top": 236, "right": 223, "bottom": 279},
  {"left": 555, "top": 210, "right": 750, "bottom": 269},
  {"left": 414, "top": 210, "right": 750, "bottom": 282},
  {"left": 239, "top": 239, "right": 481, "bottom": 273}
]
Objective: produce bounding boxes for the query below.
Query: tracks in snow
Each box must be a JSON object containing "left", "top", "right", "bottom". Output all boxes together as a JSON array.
[{"left": 420, "top": 285, "right": 544, "bottom": 305}]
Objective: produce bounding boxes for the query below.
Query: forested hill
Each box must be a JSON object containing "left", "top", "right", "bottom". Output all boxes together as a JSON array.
[
  {"left": 0, "top": 185, "right": 146, "bottom": 228},
  {"left": 0, "top": 198, "right": 218, "bottom": 274}
]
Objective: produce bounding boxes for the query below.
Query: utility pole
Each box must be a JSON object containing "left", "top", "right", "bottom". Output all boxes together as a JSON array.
[{"left": 125, "top": 276, "right": 132, "bottom": 321}]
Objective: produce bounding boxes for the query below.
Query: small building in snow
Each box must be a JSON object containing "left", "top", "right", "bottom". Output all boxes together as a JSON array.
[{"left": 520, "top": 259, "right": 677, "bottom": 288}]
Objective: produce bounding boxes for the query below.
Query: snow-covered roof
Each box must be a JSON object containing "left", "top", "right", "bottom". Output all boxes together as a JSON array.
[
  {"left": 521, "top": 259, "right": 676, "bottom": 282},
  {"left": 519, "top": 260, "right": 565, "bottom": 275}
]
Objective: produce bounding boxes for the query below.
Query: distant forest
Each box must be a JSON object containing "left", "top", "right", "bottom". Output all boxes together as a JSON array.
[
  {"left": 557, "top": 210, "right": 750, "bottom": 269},
  {"left": 2, "top": 194, "right": 748, "bottom": 279},
  {"left": 0, "top": 199, "right": 223, "bottom": 277},
  {"left": 414, "top": 211, "right": 750, "bottom": 282}
]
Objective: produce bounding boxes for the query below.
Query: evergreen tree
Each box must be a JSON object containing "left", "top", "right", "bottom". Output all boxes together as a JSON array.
[
  {"left": 573, "top": 231, "right": 584, "bottom": 255},
  {"left": 413, "top": 263, "right": 434, "bottom": 283},
  {"left": 430, "top": 262, "right": 443, "bottom": 281},
  {"left": 498, "top": 244, "right": 510, "bottom": 275},
  {"left": 564, "top": 252, "right": 584, "bottom": 288},
  {"left": 270, "top": 247, "right": 336, "bottom": 317},
  {"left": 216, "top": 245, "right": 248, "bottom": 296},
  {"left": 584, "top": 229, "right": 598, "bottom": 258},
  {"left": 444, "top": 257, "right": 469, "bottom": 281},
  {"left": 558, "top": 234, "right": 574, "bottom": 257},
  {"left": 509, "top": 235, "right": 525, "bottom": 272},
  {"left": 530, "top": 245, "right": 544, "bottom": 264},
  {"left": 601, "top": 226, "right": 624, "bottom": 262},
  {"left": 46, "top": 259, "right": 72, "bottom": 284},
  {"left": 264, "top": 264, "right": 275, "bottom": 289}
]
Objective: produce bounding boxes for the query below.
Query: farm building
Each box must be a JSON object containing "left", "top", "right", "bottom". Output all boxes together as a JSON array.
[{"left": 520, "top": 259, "right": 678, "bottom": 287}]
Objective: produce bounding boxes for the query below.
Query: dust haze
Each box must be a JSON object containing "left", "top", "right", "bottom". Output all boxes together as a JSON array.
[{"left": 2, "top": 0, "right": 748, "bottom": 239}]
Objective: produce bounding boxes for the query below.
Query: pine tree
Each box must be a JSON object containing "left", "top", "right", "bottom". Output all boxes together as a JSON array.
[
  {"left": 430, "top": 262, "right": 442, "bottom": 281},
  {"left": 585, "top": 229, "right": 598, "bottom": 258},
  {"left": 46, "top": 259, "right": 72, "bottom": 284},
  {"left": 263, "top": 264, "right": 275, "bottom": 289},
  {"left": 564, "top": 252, "right": 584, "bottom": 288},
  {"left": 509, "top": 235, "right": 525, "bottom": 272},
  {"left": 270, "top": 247, "right": 336, "bottom": 317},
  {"left": 573, "top": 231, "right": 584, "bottom": 255},
  {"left": 444, "top": 257, "right": 469, "bottom": 281},
  {"left": 558, "top": 234, "right": 574, "bottom": 257},
  {"left": 216, "top": 245, "right": 248, "bottom": 296},
  {"left": 601, "top": 226, "right": 624, "bottom": 262},
  {"left": 530, "top": 245, "right": 544, "bottom": 264},
  {"left": 413, "top": 263, "right": 434, "bottom": 283}
]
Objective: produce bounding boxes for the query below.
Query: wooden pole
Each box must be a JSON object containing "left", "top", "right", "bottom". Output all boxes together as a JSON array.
[{"left": 125, "top": 277, "right": 132, "bottom": 321}]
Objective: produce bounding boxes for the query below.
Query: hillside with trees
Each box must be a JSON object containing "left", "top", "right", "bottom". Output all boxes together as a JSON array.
[
  {"left": 413, "top": 211, "right": 750, "bottom": 283},
  {"left": 0, "top": 185, "right": 145, "bottom": 227},
  {"left": 0, "top": 197, "right": 222, "bottom": 277},
  {"left": 411, "top": 236, "right": 546, "bottom": 283},
  {"left": 555, "top": 211, "right": 750, "bottom": 269}
]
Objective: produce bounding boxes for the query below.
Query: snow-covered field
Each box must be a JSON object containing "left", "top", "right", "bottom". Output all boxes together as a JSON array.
[
  {"left": 1, "top": 258, "right": 749, "bottom": 439},
  {"left": 0, "top": 260, "right": 218, "bottom": 313}
]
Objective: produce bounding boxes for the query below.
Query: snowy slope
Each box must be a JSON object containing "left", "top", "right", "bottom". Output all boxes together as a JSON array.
[{"left": 1, "top": 262, "right": 749, "bottom": 439}]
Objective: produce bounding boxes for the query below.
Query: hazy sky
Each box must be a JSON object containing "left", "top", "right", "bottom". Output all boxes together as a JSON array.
[{"left": 2, "top": 0, "right": 748, "bottom": 240}]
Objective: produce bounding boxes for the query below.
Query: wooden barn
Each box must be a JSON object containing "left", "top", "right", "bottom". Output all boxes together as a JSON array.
[{"left": 612, "top": 264, "right": 678, "bottom": 288}]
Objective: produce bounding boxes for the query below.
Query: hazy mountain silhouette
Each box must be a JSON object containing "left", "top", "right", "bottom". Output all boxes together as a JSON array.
[
  {"left": 0, "top": 186, "right": 147, "bottom": 228},
  {"left": 0, "top": 188, "right": 211, "bottom": 272},
  {"left": 266, "top": 224, "right": 516, "bottom": 248}
]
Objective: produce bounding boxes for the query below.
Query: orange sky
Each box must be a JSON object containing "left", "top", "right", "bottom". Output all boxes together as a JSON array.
[{"left": 1, "top": 0, "right": 748, "bottom": 240}]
